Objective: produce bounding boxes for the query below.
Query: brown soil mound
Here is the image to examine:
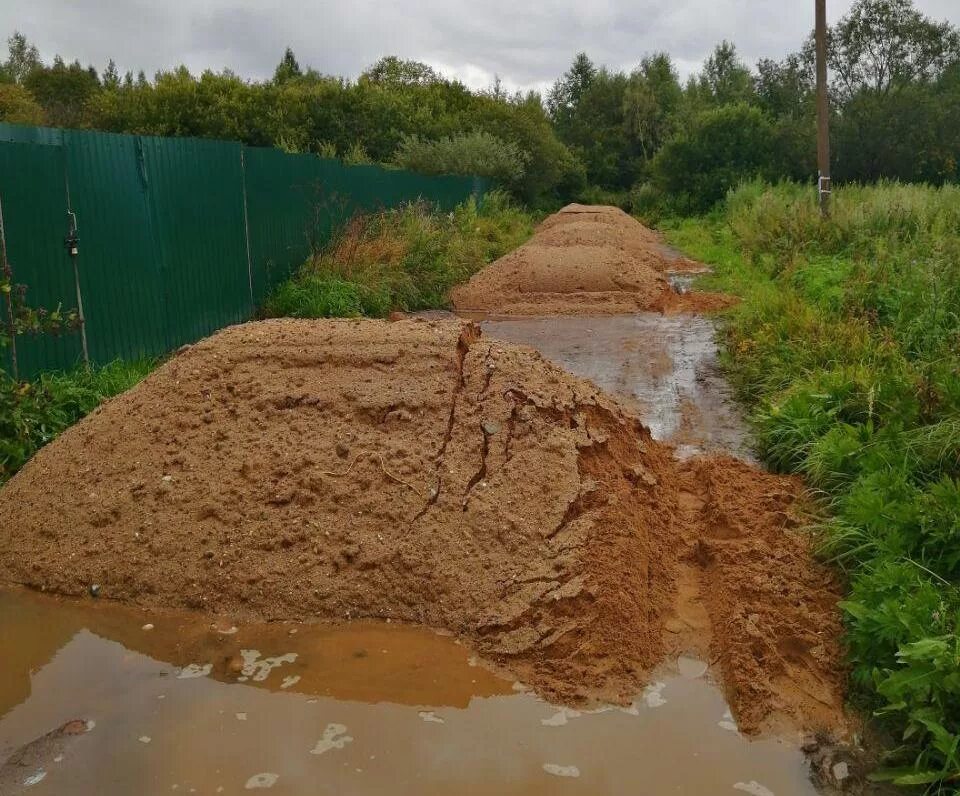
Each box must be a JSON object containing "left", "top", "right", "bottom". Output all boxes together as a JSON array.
[
  {"left": 451, "top": 204, "right": 733, "bottom": 315},
  {"left": 0, "top": 318, "right": 676, "bottom": 704},
  {"left": 0, "top": 317, "right": 845, "bottom": 735}
]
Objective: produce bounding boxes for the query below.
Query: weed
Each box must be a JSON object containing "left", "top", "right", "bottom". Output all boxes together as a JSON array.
[
  {"left": 0, "top": 359, "right": 154, "bottom": 484},
  {"left": 665, "top": 181, "right": 960, "bottom": 789},
  {"left": 264, "top": 190, "right": 535, "bottom": 319}
]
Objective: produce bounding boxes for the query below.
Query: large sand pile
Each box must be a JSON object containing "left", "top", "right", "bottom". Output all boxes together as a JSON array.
[
  {"left": 0, "top": 318, "right": 845, "bottom": 732},
  {"left": 451, "top": 204, "right": 736, "bottom": 315}
]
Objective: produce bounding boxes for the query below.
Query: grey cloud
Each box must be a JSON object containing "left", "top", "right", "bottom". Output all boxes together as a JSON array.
[{"left": 2, "top": 0, "right": 957, "bottom": 92}]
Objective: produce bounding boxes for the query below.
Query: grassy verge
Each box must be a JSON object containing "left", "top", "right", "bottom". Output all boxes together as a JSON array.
[
  {"left": 263, "top": 190, "right": 535, "bottom": 318},
  {"left": 0, "top": 359, "right": 155, "bottom": 484},
  {"left": 662, "top": 180, "right": 960, "bottom": 788}
]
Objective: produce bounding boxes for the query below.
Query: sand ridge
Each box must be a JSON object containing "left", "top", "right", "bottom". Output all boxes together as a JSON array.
[{"left": 451, "top": 204, "right": 737, "bottom": 316}]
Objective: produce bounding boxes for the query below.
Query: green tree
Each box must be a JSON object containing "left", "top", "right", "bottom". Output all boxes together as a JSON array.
[
  {"left": 101, "top": 59, "right": 120, "bottom": 90},
  {"left": 24, "top": 56, "right": 101, "bottom": 127},
  {"left": 623, "top": 53, "right": 683, "bottom": 163},
  {"left": 360, "top": 56, "right": 440, "bottom": 87},
  {"left": 3, "top": 32, "right": 40, "bottom": 85},
  {"left": 0, "top": 83, "right": 44, "bottom": 124},
  {"left": 695, "top": 41, "right": 756, "bottom": 106},
  {"left": 755, "top": 54, "right": 814, "bottom": 118},
  {"left": 829, "top": 0, "right": 960, "bottom": 101},
  {"left": 273, "top": 47, "right": 302, "bottom": 84},
  {"left": 547, "top": 52, "right": 597, "bottom": 133},
  {"left": 652, "top": 103, "right": 776, "bottom": 212}
]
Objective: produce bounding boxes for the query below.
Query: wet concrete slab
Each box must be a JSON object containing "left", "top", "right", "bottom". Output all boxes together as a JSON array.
[{"left": 0, "top": 589, "right": 816, "bottom": 795}]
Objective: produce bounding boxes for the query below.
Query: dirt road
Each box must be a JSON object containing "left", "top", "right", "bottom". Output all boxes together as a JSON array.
[{"left": 0, "top": 205, "right": 847, "bottom": 742}]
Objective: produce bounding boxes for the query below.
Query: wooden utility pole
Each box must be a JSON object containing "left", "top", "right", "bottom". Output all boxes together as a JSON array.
[{"left": 815, "top": 0, "right": 832, "bottom": 217}]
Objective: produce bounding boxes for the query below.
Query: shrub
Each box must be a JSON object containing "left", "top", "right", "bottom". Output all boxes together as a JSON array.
[
  {"left": 665, "top": 180, "right": 960, "bottom": 785},
  {"left": 0, "top": 359, "right": 154, "bottom": 484},
  {"left": 265, "top": 191, "right": 535, "bottom": 319},
  {"left": 394, "top": 131, "right": 530, "bottom": 187},
  {"left": 652, "top": 103, "right": 777, "bottom": 213},
  {"left": 0, "top": 82, "right": 44, "bottom": 125}
]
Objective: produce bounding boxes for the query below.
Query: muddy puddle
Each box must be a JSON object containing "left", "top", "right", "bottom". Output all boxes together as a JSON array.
[
  {"left": 480, "top": 312, "right": 754, "bottom": 460},
  {"left": 0, "top": 589, "right": 816, "bottom": 795}
]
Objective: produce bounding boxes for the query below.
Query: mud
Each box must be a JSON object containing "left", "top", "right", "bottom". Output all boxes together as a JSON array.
[
  {"left": 480, "top": 315, "right": 846, "bottom": 737},
  {"left": 480, "top": 314, "right": 753, "bottom": 460},
  {"left": 0, "top": 204, "right": 848, "bottom": 754},
  {"left": 0, "top": 315, "right": 846, "bottom": 737},
  {"left": 0, "top": 317, "right": 681, "bottom": 706},
  {"left": 451, "top": 204, "right": 735, "bottom": 315},
  {"left": 0, "top": 590, "right": 822, "bottom": 796}
]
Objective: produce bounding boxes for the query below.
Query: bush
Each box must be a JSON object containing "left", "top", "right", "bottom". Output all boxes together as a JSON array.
[
  {"left": 652, "top": 103, "right": 777, "bottom": 213},
  {"left": 665, "top": 180, "right": 960, "bottom": 786},
  {"left": 394, "top": 131, "right": 530, "bottom": 188},
  {"left": 265, "top": 191, "right": 534, "bottom": 319},
  {"left": 0, "top": 82, "right": 44, "bottom": 125}
]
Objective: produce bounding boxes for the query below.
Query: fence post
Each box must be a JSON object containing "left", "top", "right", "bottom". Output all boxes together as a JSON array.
[
  {"left": 63, "top": 170, "right": 90, "bottom": 369},
  {"left": 0, "top": 195, "right": 19, "bottom": 381}
]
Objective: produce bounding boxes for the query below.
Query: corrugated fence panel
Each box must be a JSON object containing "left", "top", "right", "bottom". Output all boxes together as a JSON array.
[
  {"left": 0, "top": 141, "right": 83, "bottom": 375},
  {"left": 243, "top": 147, "right": 325, "bottom": 305},
  {"left": 140, "top": 136, "right": 250, "bottom": 347},
  {"left": 0, "top": 123, "right": 487, "bottom": 378},
  {"left": 243, "top": 149, "right": 486, "bottom": 305},
  {"left": 63, "top": 129, "right": 168, "bottom": 364}
]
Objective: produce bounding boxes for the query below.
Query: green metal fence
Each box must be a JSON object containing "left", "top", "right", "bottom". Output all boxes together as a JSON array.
[{"left": 0, "top": 123, "right": 486, "bottom": 378}]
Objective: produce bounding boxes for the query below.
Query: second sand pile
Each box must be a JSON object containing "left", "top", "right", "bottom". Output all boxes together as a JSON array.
[{"left": 451, "top": 204, "right": 736, "bottom": 315}]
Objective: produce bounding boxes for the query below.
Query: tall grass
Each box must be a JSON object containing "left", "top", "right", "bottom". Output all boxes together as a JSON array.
[
  {"left": 264, "top": 191, "right": 535, "bottom": 318},
  {"left": 665, "top": 181, "right": 960, "bottom": 789},
  {"left": 1, "top": 359, "right": 155, "bottom": 484}
]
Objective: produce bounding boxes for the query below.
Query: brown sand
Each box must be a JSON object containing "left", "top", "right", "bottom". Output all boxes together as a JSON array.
[
  {"left": 451, "top": 204, "right": 736, "bottom": 315},
  {"left": 0, "top": 317, "right": 844, "bottom": 735}
]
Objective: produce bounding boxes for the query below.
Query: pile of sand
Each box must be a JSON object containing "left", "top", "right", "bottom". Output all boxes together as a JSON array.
[
  {"left": 451, "top": 205, "right": 736, "bottom": 315},
  {"left": 0, "top": 318, "right": 845, "bottom": 732}
]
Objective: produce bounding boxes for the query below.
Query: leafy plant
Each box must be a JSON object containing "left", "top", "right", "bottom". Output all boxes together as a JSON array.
[
  {"left": 665, "top": 180, "right": 960, "bottom": 789},
  {"left": 265, "top": 191, "right": 534, "bottom": 319},
  {"left": 0, "top": 359, "right": 154, "bottom": 483}
]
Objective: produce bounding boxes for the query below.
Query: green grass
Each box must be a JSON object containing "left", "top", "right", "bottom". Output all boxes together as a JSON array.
[
  {"left": 663, "top": 180, "right": 960, "bottom": 790},
  {"left": 264, "top": 190, "right": 536, "bottom": 319},
  {"left": 0, "top": 358, "right": 155, "bottom": 484}
]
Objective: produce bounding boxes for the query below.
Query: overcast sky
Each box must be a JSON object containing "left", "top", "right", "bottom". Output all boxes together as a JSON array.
[{"left": 3, "top": 1, "right": 958, "bottom": 95}]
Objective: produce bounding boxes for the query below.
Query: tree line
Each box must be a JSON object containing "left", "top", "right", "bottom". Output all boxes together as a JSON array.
[{"left": 0, "top": 0, "right": 958, "bottom": 211}]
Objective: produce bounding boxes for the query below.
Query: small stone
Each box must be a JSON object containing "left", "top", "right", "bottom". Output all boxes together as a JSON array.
[
  {"left": 89, "top": 584, "right": 101, "bottom": 598},
  {"left": 142, "top": 623, "right": 154, "bottom": 631},
  {"left": 138, "top": 736, "right": 151, "bottom": 744},
  {"left": 335, "top": 443, "right": 349, "bottom": 458},
  {"left": 481, "top": 421, "right": 501, "bottom": 435},
  {"left": 832, "top": 761, "right": 849, "bottom": 782}
]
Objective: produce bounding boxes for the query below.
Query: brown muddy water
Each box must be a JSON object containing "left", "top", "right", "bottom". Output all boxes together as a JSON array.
[
  {"left": 0, "top": 588, "right": 815, "bottom": 796},
  {"left": 0, "top": 311, "right": 820, "bottom": 796},
  {"left": 480, "top": 313, "right": 754, "bottom": 461}
]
